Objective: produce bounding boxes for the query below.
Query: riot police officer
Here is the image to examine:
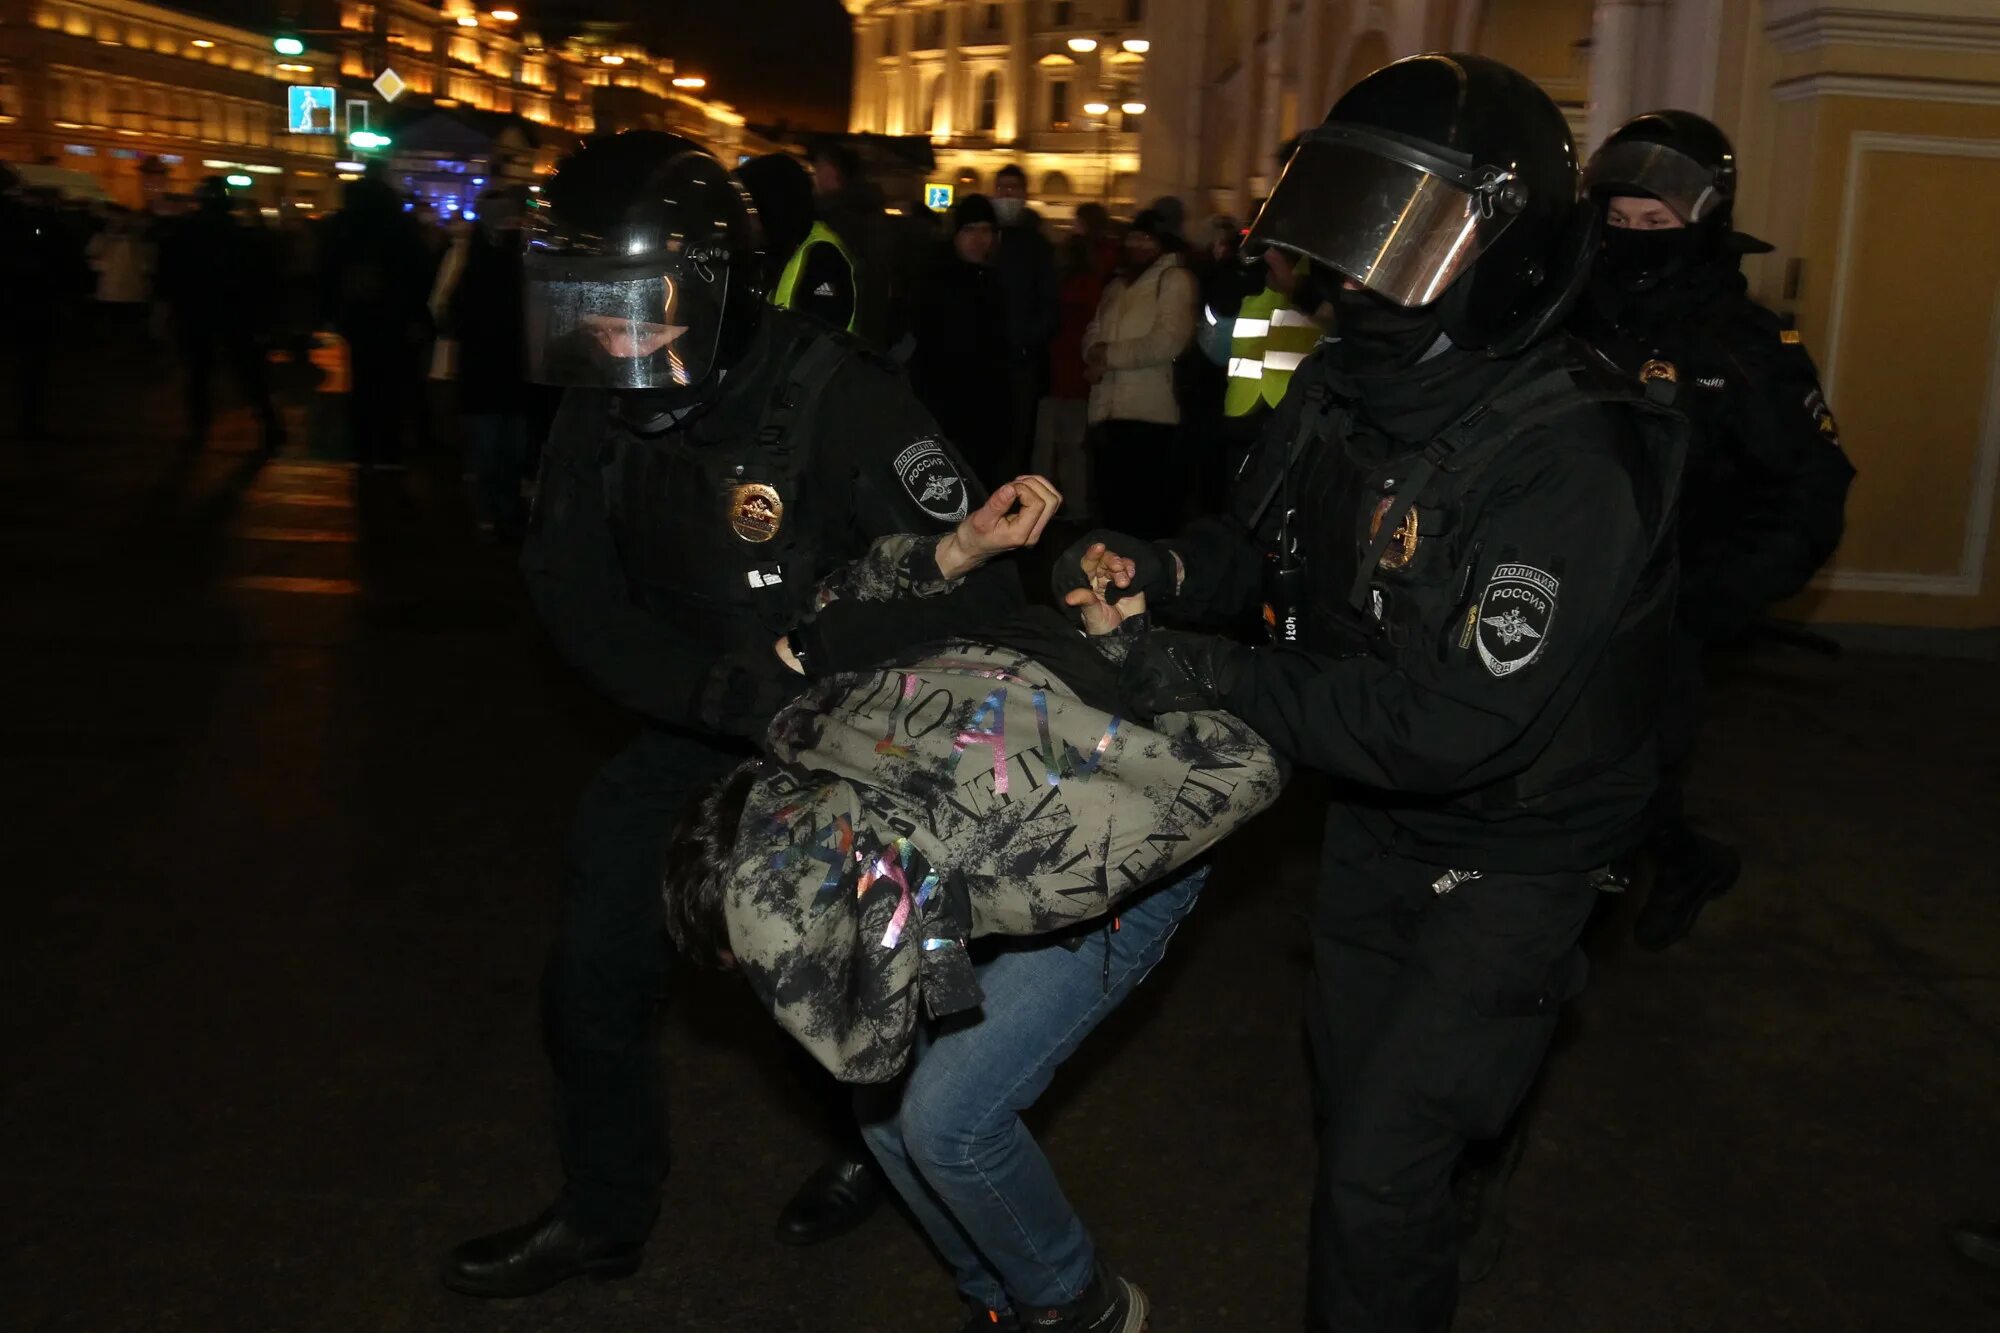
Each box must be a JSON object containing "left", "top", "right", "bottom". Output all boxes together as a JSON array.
[
  {"left": 1062, "top": 55, "right": 1687, "bottom": 1330},
  {"left": 442, "top": 131, "right": 1026, "bottom": 1298},
  {"left": 1575, "top": 110, "right": 1854, "bottom": 949}
]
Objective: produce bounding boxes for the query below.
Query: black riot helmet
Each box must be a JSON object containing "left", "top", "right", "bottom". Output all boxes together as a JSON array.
[
  {"left": 1585, "top": 110, "right": 1736, "bottom": 228},
  {"left": 524, "top": 131, "right": 765, "bottom": 399},
  {"left": 1244, "top": 53, "right": 1596, "bottom": 355}
]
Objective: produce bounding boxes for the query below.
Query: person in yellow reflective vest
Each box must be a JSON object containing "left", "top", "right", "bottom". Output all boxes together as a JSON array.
[
  {"left": 736, "top": 153, "right": 859, "bottom": 333},
  {"left": 1222, "top": 250, "right": 1326, "bottom": 417}
]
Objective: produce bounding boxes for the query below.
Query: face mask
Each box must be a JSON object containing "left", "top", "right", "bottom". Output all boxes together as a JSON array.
[
  {"left": 1598, "top": 226, "right": 1698, "bottom": 293},
  {"left": 1331, "top": 286, "right": 1444, "bottom": 373},
  {"left": 992, "top": 196, "right": 1025, "bottom": 226}
]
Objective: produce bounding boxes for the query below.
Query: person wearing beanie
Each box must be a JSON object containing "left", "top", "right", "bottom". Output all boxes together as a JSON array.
[
  {"left": 1080, "top": 207, "right": 1198, "bottom": 537},
  {"left": 736, "top": 153, "right": 859, "bottom": 334},
  {"left": 908, "top": 193, "right": 1014, "bottom": 485}
]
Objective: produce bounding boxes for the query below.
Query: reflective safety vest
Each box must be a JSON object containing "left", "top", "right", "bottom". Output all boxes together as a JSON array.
[
  {"left": 1223, "top": 285, "right": 1321, "bottom": 416},
  {"left": 770, "top": 221, "right": 858, "bottom": 333}
]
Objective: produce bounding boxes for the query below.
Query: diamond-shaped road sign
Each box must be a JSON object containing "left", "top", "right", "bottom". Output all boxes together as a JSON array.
[{"left": 373, "top": 68, "right": 406, "bottom": 103}]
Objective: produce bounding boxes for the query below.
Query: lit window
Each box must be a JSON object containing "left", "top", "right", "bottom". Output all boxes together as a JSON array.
[{"left": 978, "top": 72, "right": 999, "bottom": 132}]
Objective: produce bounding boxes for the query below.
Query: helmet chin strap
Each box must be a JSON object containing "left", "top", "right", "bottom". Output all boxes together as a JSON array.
[{"left": 613, "top": 368, "right": 730, "bottom": 435}]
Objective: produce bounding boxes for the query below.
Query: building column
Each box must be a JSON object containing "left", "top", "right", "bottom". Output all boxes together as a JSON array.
[
  {"left": 1003, "top": 0, "right": 1028, "bottom": 145},
  {"left": 849, "top": 19, "right": 872, "bottom": 132}
]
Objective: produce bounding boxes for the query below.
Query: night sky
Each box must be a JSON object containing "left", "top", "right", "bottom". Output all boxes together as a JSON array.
[{"left": 188, "top": 1, "right": 856, "bottom": 129}]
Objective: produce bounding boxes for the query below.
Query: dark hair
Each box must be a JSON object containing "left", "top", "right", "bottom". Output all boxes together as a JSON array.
[
  {"left": 812, "top": 142, "right": 864, "bottom": 186},
  {"left": 995, "top": 163, "right": 1027, "bottom": 187},
  {"left": 661, "top": 759, "right": 762, "bottom": 965}
]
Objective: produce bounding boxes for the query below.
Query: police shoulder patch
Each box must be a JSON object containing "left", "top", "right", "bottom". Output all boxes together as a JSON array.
[
  {"left": 1475, "top": 563, "right": 1559, "bottom": 678},
  {"left": 894, "top": 437, "right": 970, "bottom": 523}
]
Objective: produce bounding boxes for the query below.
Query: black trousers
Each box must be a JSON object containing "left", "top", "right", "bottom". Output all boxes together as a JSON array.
[
  {"left": 1306, "top": 811, "right": 1596, "bottom": 1332},
  {"left": 1091, "top": 418, "right": 1183, "bottom": 541},
  {"left": 542, "top": 725, "right": 745, "bottom": 1239},
  {"left": 1647, "top": 627, "right": 1708, "bottom": 838}
]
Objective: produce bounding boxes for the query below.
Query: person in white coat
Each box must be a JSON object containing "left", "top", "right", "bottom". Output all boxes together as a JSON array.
[{"left": 1082, "top": 209, "right": 1196, "bottom": 538}]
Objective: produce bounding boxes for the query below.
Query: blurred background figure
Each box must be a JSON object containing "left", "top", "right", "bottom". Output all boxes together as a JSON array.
[
  {"left": 86, "top": 205, "right": 155, "bottom": 341},
  {"left": 810, "top": 141, "right": 891, "bottom": 347},
  {"left": 1032, "top": 206, "right": 1114, "bottom": 519},
  {"left": 0, "top": 184, "right": 77, "bottom": 442},
  {"left": 319, "top": 167, "right": 430, "bottom": 468},
  {"left": 1082, "top": 207, "right": 1196, "bottom": 538},
  {"left": 738, "top": 153, "right": 857, "bottom": 333},
  {"left": 990, "top": 163, "right": 1057, "bottom": 482},
  {"left": 156, "top": 176, "right": 282, "bottom": 453},
  {"left": 907, "top": 193, "right": 1011, "bottom": 487},
  {"left": 444, "top": 184, "right": 534, "bottom": 542}
]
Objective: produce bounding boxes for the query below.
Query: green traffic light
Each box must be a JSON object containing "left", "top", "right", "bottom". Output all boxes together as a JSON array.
[{"left": 274, "top": 36, "right": 305, "bottom": 56}]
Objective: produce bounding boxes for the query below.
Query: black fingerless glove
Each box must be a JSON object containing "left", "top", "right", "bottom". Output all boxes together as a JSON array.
[{"left": 1050, "top": 529, "right": 1179, "bottom": 616}]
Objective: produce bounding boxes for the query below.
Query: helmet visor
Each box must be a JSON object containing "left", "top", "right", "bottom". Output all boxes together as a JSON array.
[
  {"left": 1584, "top": 140, "right": 1723, "bottom": 224},
  {"left": 524, "top": 257, "right": 727, "bottom": 390},
  {"left": 1244, "top": 126, "right": 1525, "bottom": 309}
]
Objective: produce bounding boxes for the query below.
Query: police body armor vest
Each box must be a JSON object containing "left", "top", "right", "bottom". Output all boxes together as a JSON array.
[
  {"left": 604, "top": 331, "right": 853, "bottom": 653},
  {"left": 1281, "top": 346, "right": 1689, "bottom": 807}
]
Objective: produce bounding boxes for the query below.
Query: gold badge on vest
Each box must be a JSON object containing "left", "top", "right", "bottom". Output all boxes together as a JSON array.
[
  {"left": 1369, "top": 496, "right": 1419, "bottom": 570},
  {"left": 728, "top": 483, "right": 785, "bottom": 543}
]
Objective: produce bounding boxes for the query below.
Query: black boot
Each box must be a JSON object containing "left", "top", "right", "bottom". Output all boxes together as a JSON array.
[
  {"left": 1634, "top": 823, "right": 1741, "bottom": 951},
  {"left": 441, "top": 1203, "right": 647, "bottom": 1298},
  {"left": 1455, "top": 1124, "right": 1529, "bottom": 1284},
  {"left": 1019, "top": 1264, "right": 1149, "bottom": 1333},
  {"left": 773, "top": 1149, "right": 885, "bottom": 1246},
  {"left": 954, "top": 1304, "right": 1022, "bottom": 1332}
]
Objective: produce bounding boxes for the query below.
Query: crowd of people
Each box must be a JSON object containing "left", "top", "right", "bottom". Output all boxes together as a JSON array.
[{"left": 6, "top": 55, "right": 1869, "bottom": 1328}]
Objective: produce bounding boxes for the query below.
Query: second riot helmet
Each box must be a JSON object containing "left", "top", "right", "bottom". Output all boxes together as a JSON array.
[
  {"left": 1245, "top": 53, "right": 1594, "bottom": 355},
  {"left": 523, "top": 131, "right": 765, "bottom": 398}
]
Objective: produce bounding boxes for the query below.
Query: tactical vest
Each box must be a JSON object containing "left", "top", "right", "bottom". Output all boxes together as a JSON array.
[
  {"left": 604, "top": 331, "right": 854, "bottom": 653},
  {"left": 770, "top": 222, "right": 858, "bottom": 334},
  {"left": 1274, "top": 348, "right": 1689, "bottom": 806},
  {"left": 1224, "top": 287, "right": 1321, "bottom": 417}
]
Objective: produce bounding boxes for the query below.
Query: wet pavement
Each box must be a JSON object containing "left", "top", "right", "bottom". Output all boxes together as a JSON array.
[{"left": 3, "top": 351, "right": 1998, "bottom": 1332}]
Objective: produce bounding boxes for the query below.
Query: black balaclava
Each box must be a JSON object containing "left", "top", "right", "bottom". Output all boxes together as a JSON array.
[{"left": 1330, "top": 286, "right": 1448, "bottom": 374}]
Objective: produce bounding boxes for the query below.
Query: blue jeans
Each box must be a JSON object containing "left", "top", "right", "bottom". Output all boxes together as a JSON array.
[{"left": 856, "top": 864, "right": 1209, "bottom": 1312}]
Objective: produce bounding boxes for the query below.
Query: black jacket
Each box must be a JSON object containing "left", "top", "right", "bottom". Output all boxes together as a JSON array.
[
  {"left": 1162, "top": 337, "right": 1684, "bottom": 871},
  {"left": 1575, "top": 255, "right": 1854, "bottom": 641},
  {"left": 522, "top": 308, "right": 1022, "bottom": 742},
  {"left": 908, "top": 252, "right": 1013, "bottom": 483},
  {"left": 446, "top": 227, "right": 527, "bottom": 413}
]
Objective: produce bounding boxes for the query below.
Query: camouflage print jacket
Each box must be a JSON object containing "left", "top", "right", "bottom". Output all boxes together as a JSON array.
[{"left": 720, "top": 535, "right": 1286, "bottom": 1083}]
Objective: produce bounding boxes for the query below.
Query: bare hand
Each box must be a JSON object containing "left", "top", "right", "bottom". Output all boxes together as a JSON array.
[
  {"left": 936, "top": 475, "right": 1063, "bottom": 579},
  {"left": 1075, "top": 585, "right": 1147, "bottom": 636}
]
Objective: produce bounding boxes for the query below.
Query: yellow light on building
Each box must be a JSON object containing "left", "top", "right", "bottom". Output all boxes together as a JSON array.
[
  {"left": 672, "top": 76, "right": 705, "bottom": 89},
  {"left": 1121, "top": 101, "right": 1147, "bottom": 115},
  {"left": 1083, "top": 101, "right": 1110, "bottom": 116},
  {"left": 1122, "top": 39, "right": 1150, "bottom": 53},
  {"left": 490, "top": 8, "right": 519, "bottom": 19},
  {"left": 600, "top": 54, "right": 624, "bottom": 65},
  {"left": 1066, "top": 37, "right": 1097, "bottom": 53},
  {"left": 190, "top": 38, "right": 214, "bottom": 49},
  {"left": 458, "top": 16, "right": 479, "bottom": 28}
]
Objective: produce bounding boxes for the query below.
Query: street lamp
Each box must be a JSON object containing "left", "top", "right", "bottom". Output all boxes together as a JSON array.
[
  {"left": 1122, "top": 39, "right": 1150, "bottom": 53},
  {"left": 1121, "top": 101, "right": 1146, "bottom": 115},
  {"left": 1067, "top": 37, "right": 1098, "bottom": 53},
  {"left": 1082, "top": 100, "right": 1109, "bottom": 116}
]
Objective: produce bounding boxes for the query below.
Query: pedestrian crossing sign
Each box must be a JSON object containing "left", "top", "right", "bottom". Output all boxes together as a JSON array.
[
  {"left": 925, "top": 183, "right": 954, "bottom": 212},
  {"left": 287, "top": 86, "right": 337, "bottom": 135}
]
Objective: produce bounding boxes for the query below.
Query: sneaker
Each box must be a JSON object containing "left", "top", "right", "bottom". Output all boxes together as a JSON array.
[{"left": 1018, "top": 1264, "right": 1148, "bottom": 1333}]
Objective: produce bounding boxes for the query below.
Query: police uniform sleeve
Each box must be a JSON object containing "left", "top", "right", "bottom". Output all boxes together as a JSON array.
[
  {"left": 1205, "top": 445, "right": 1658, "bottom": 794},
  {"left": 794, "top": 239, "right": 857, "bottom": 332},
  {"left": 1154, "top": 354, "right": 1321, "bottom": 625},
  {"left": 520, "top": 390, "right": 795, "bottom": 736},
  {"left": 1685, "top": 333, "right": 1854, "bottom": 637},
  {"left": 788, "top": 366, "right": 1025, "bottom": 675}
]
